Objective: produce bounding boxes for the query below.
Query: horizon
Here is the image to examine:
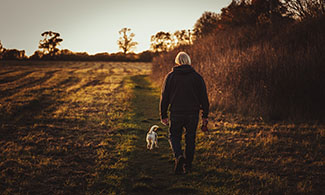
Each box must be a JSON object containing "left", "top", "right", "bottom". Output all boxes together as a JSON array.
[{"left": 0, "top": 0, "right": 231, "bottom": 56}]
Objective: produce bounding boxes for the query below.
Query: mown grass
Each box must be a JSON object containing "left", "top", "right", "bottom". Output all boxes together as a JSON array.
[
  {"left": 1, "top": 61, "right": 324, "bottom": 194},
  {"left": 0, "top": 61, "right": 151, "bottom": 194}
]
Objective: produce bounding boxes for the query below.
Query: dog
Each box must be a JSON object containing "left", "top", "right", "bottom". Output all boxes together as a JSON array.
[{"left": 146, "top": 125, "right": 161, "bottom": 150}]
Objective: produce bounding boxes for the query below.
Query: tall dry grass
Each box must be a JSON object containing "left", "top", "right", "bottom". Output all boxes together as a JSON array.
[{"left": 151, "top": 16, "right": 325, "bottom": 121}]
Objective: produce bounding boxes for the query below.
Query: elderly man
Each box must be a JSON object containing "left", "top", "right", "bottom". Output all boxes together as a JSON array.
[{"left": 160, "top": 51, "right": 209, "bottom": 175}]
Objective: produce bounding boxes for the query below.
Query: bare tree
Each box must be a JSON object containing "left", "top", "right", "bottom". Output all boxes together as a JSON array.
[
  {"left": 117, "top": 28, "right": 138, "bottom": 54},
  {"left": 282, "top": 0, "right": 325, "bottom": 19},
  {"left": 39, "top": 31, "right": 63, "bottom": 56}
]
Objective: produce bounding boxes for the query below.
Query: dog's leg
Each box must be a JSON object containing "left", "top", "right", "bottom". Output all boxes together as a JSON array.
[
  {"left": 150, "top": 140, "right": 154, "bottom": 150},
  {"left": 155, "top": 138, "right": 159, "bottom": 148},
  {"left": 146, "top": 138, "right": 150, "bottom": 149}
]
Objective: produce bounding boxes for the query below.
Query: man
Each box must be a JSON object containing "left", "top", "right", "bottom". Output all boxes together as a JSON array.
[{"left": 160, "top": 51, "right": 209, "bottom": 175}]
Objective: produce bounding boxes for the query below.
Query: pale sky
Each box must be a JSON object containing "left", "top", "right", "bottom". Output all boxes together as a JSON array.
[{"left": 0, "top": 0, "right": 232, "bottom": 56}]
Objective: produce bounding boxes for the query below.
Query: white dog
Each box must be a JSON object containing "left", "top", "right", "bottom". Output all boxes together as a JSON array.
[{"left": 146, "top": 125, "right": 160, "bottom": 150}]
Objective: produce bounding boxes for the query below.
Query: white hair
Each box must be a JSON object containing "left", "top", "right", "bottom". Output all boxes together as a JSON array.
[{"left": 175, "top": 51, "right": 191, "bottom": 65}]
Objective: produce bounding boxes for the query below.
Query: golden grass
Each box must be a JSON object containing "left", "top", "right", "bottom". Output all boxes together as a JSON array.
[
  {"left": 0, "top": 61, "right": 324, "bottom": 194},
  {"left": 195, "top": 112, "right": 324, "bottom": 194},
  {"left": 0, "top": 61, "right": 150, "bottom": 194}
]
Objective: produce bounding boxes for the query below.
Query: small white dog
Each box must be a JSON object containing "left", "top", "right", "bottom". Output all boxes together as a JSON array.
[{"left": 146, "top": 125, "right": 161, "bottom": 150}]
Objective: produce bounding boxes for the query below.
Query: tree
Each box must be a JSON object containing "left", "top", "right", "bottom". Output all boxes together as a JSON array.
[
  {"left": 174, "top": 29, "right": 193, "bottom": 46},
  {"left": 0, "top": 41, "right": 4, "bottom": 59},
  {"left": 221, "top": 1, "right": 256, "bottom": 26},
  {"left": 150, "top": 31, "right": 175, "bottom": 52},
  {"left": 2, "top": 49, "right": 26, "bottom": 60},
  {"left": 117, "top": 28, "right": 138, "bottom": 54},
  {"left": 39, "top": 31, "right": 63, "bottom": 57},
  {"left": 30, "top": 50, "right": 44, "bottom": 60},
  {"left": 252, "top": 0, "right": 288, "bottom": 24},
  {"left": 220, "top": 0, "right": 289, "bottom": 27},
  {"left": 194, "top": 11, "right": 221, "bottom": 38}
]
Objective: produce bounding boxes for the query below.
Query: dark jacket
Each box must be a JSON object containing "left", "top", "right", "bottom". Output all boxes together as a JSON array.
[{"left": 160, "top": 65, "right": 209, "bottom": 119}]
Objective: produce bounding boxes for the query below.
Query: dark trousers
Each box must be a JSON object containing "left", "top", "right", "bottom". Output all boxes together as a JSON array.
[{"left": 168, "top": 114, "right": 199, "bottom": 165}]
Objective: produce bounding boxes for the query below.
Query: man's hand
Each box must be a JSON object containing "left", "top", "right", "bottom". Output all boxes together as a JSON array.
[{"left": 161, "top": 118, "right": 169, "bottom": 126}]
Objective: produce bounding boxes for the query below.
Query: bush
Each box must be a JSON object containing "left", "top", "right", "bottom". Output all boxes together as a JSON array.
[{"left": 151, "top": 16, "right": 325, "bottom": 121}]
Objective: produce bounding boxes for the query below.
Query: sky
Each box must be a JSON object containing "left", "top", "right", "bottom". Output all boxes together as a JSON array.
[{"left": 0, "top": 0, "right": 232, "bottom": 56}]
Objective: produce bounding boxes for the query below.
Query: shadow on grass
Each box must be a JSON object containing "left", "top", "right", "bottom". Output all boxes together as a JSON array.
[
  {"left": 90, "top": 75, "right": 165, "bottom": 194},
  {"left": 98, "top": 75, "right": 204, "bottom": 194}
]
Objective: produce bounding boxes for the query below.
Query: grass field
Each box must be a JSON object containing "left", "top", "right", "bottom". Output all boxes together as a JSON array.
[{"left": 0, "top": 61, "right": 324, "bottom": 194}]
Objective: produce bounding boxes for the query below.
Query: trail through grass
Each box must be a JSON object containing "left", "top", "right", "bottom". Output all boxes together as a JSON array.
[
  {"left": 1, "top": 61, "right": 323, "bottom": 194},
  {"left": 94, "top": 75, "right": 203, "bottom": 194}
]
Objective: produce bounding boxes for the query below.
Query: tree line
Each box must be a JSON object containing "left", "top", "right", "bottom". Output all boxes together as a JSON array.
[
  {"left": 0, "top": 30, "right": 153, "bottom": 62},
  {"left": 0, "top": 27, "right": 194, "bottom": 62},
  {"left": 151, "top": 0, "right": 325, "bottom": 52},
  {"left": 1, "top": 0, "right": 323, "bottom": 62},
  {"left": 119, "top": 0, "right": 325, "bottom": 55}
]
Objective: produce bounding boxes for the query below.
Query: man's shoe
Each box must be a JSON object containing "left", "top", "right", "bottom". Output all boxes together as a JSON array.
[{"left": 174, "top": 156, "right": 185, "bottom": 175}]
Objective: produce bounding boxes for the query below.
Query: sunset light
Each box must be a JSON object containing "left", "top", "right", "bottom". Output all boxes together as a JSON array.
[
  {"left": 0, "top": 0, "right": 231, "bottom": 56},
  {"left": 1, "top": 0, "right": 324, "bottom": 194}
]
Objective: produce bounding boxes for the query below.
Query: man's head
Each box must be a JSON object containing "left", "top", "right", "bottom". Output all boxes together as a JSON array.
[{"left": 175, "top": 51, "right": 191, "bottom": 66}]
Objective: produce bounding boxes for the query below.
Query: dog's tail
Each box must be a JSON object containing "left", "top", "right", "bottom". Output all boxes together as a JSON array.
[{"left": 149, "top": 125, "right": 159, "bottom": 133}]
